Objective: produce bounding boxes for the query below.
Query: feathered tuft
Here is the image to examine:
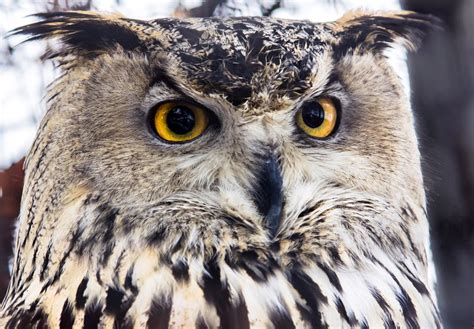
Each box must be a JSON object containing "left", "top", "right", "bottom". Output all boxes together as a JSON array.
[
  {"left": 331, "top": 10, "right": 443, "bottom": 59},
  {"left": 9, "top": 11, "right": 145, "bottom": 59}
]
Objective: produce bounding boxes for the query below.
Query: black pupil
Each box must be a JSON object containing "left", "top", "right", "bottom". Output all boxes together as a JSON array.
[
  {"left": 301, "top": 102, "right": 325, "bottom": 128},
  {"left": 166, "top": 106, "right": 196, "bottom": 135}
]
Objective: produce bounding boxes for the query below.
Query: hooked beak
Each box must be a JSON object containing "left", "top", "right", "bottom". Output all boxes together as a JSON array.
[{"left": 251, "top": 152, "right": 284, "bottom": 237}]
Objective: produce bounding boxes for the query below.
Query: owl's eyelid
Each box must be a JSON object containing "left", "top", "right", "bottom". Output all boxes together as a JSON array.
[
  {"left": 150, "top": 66, "right": 241, "bottom": 120},
  {"left": 295, "top": 94, "right": 341, "bottom": 113},
  {"left": 294, "top": 83, "right": 343, "bottom": 113},
  {"left": 150, "top": 98, "right": 219, "bottom": 123},
  {"left": 295, "top": 76, "right": 346, "bottom": 115}
]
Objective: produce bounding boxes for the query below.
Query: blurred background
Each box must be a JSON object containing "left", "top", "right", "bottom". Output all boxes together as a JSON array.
[{"left": 0, "top": 0, "right": 472, "bottom": 327}]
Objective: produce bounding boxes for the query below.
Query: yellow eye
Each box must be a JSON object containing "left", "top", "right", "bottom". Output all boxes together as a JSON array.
[
  {"left": 296, "top": 98, "right": 338, "bottom": 138},
  {"left": 153, "top": 102, "right": 209, "bottom": 143}
]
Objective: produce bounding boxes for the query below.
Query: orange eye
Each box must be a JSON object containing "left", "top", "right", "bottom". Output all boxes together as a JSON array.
[
  {"left": 296, "top": 98, "right": 338, "bottom": 138},
  {"left": 153, "top": 102, "right": 209, "bottom": 143}
]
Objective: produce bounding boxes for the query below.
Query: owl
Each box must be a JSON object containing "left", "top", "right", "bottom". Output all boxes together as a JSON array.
[{"left": 1, "top": 10, "right": 441, "bottom": 329}]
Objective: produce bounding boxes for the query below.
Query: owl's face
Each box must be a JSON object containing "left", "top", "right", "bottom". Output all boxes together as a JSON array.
[
  {"left": 16, "top": 11, "right": 435, "bottom": 262},
  {"left": 2, "top": 11, "right": 442, "bottom": 328},
  {"left": 52, "top": 16, "right": 421, "bottom": 214}
]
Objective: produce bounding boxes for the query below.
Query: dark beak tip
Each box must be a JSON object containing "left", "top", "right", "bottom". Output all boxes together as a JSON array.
[{"left": 252, "top": 153, "right": 284, "bottom": 237}]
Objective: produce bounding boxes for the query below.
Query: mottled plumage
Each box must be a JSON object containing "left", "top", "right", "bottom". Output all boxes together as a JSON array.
[{"left": 1, "top": 10, "right": 441, "bottom": 328}]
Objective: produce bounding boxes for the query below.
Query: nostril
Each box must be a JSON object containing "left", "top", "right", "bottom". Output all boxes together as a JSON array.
[{"left": 251, "top": 153, "right": 284, "bottom": 237}]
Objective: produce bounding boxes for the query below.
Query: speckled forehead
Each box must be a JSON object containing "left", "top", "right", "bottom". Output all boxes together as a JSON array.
[{"left": 144, "top": 17, "right": 335, "bottom": 110}]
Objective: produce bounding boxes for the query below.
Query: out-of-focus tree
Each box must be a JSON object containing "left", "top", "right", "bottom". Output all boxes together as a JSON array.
[
  {"left": 401, "top": 0, "right": 474, "bottom": 327},
  {"left": 0, "top": 160, "right": 23, "bottom": 298}
]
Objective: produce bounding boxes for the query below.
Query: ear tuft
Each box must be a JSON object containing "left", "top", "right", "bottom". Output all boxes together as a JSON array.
[
  {"left": 331, "top": 10, "right": 442, "bottom": 59},
  {"left": 9, "top": 11, "right": 145, "bottom": 59}
]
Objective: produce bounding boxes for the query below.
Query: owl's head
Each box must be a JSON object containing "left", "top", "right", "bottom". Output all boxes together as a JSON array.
[
  {"left": 12, "top": 10, "right": 438, "bottom": 271},
  {"left": 0, "top": 11, "right": 444, "bottom": 328}
]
